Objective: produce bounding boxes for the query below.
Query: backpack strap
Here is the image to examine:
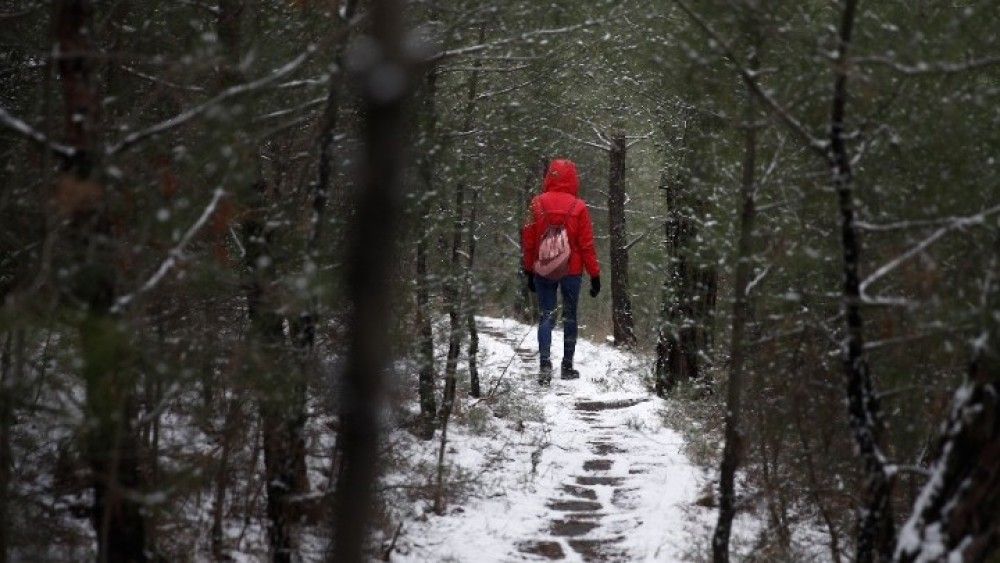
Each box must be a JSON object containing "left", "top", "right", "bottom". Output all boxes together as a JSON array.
[{"left": 536, "top": 198, "right": 580, "bottom": 225}]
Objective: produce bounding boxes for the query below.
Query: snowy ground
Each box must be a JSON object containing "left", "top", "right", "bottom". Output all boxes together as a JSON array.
[{"left": 388, "top": 316, "right": 759, "bottom": 562}]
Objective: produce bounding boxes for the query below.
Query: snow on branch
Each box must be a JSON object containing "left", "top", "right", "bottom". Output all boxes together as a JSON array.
[
  {"left": 545, "top": 125, "right": 611, "bottom": 152},
  {"left": 253, "top": 95, "right": 327, "bottom": 123},
  {"left": 669, "top": 0, "right": 830, "bottom": 159},
  {"left": 111, "top": 188, "right": 226, "bottom": 314},
  {"left": 0, "top": 104, "right": 76, "bottom": 158},
  {"left": 572, "top": 115, "right": 610, "bottom": 146},
  {"left": 430, "top": 19, "right": 602, "bottom": 62},
  {"left": 476, "top": 78, "right": 539, "bottom": 100},
  {"left": 120, "top": 64, "right": 207, "bottom": 93},
  {"left": 626, "top": 130, "right": 654, "bottom": 149},
  {"left": 106, "top": 48, "right": 314, "bottom": 155},
  {"left": 859, "top": 204, "right": 1000, "bottom": 299},
  {"left": 854, "top": 54, "right": 1000, "bottom": 76},
  {"left": 857, "top": 203, "right": 1000, "bottom": 232}
]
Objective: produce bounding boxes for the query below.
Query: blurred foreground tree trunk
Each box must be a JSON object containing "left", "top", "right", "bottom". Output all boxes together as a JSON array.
[{"left": 331, "top": 0, "right": 414, "bottom": 556}]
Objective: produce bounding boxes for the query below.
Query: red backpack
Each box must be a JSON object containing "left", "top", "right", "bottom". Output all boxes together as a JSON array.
[{"left": 533, "top": 200, "right": 578, "bottom": 280}]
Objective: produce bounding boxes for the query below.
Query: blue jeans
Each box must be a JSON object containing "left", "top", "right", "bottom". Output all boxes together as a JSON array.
[{"left": 536, "top": 274, "right": 582, "bottom": 367}]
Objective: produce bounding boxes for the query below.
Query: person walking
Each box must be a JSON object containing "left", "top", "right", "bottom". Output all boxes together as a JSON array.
[{"left": 522, "top": 159, "right": 601, "bottom": 385}]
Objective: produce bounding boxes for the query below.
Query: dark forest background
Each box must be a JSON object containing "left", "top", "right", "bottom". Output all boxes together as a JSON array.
[{"left": 1, "top": 0, "right": 998, "bottom": 561}]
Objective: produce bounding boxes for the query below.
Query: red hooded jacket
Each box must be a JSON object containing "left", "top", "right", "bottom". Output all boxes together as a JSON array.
[{"left": 522, "top": 159, "right": 601, "bottom": 278}]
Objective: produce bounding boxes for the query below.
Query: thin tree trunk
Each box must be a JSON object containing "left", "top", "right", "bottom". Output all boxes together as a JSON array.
[
  {"left": 243, "top": 183, "right": 297, "bottom": 561},
  {"left": 331, "top": 0, "right": 411, "bottom": 556},
  {"left": 435, "top": 179, "right": 464, "bottom": 509},
  {"left": 712, "top": 77, "right": 758, "bottom": 563},
  {"left": 414, "top": 69, "right": 439, "bottom": 440},
  {"left": 0, "top": 332, "right": 15, "bottom": 563},
  {"left": 825, "top": 2, "right": 895, "bottom": 560},
  {"left": 606, "top": 133, "right": 636, "bottom": 347},
  {"left": 466, "top": 188, "right": 481, "bottom": 398},
  {"left": 656, "top": 172, "right": 700, "bottom": 392},
  {"left": 218, "top": 1, "right": 305, "bottom": 556},
  {"left": 211, "top": 396, "right": 242, "bottom": 561},
  {"left": 436, "top": 40, "right": 484, "bottom": 509},
  {"left": 793, "top": 389, "right": 844, "bottom": 563},
  {"left": 655, "top": 172, "right": 682, "bottom": 395}
]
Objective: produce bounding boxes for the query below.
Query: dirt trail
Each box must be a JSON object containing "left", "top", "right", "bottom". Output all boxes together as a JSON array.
[
  {"left": 479, "top": 321, "right": 693, "bottom": 562},
  {"left": 396, "top": 317, "right": 722, "bottom": 562}
]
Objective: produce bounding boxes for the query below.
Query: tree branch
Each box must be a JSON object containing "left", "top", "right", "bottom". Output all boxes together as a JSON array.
[
  {"left": 430, "top": 19, "right": 602, "bottom": 62},
  {"left": 106, "top": 48, "right": 313, "bottom": 155},
  {"left": 669, "top": 0, "right": 830, "bottom": 159},
  {"left": 854, "top": 54, "right": 1000, "bottom": 76},
  {"left": 110, "top": 188, "right": 227, "bottom": 313},
  {"left": 0, "top": 105, "right": 76, "bottom": 158}
]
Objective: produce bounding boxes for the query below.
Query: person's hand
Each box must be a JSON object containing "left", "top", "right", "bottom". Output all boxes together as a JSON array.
[
  {"left": 525, "top": 270, "right": 536, "bottom": 293},
  {"left": 589, "top": 276, "right": 601, "bottom": 298}
]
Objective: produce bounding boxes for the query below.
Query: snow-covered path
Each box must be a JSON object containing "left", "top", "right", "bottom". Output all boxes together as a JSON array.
[{"left": 393, "top": 317, "right": 726, "bottom": 562}]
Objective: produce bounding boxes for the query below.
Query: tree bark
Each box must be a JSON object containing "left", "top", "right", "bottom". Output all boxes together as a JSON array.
[
  {"left": 436, "top": 38, "right": 484, "bottom": 509},
  {"left": 712, "top": 77, "right": 758, "bottom": 563},
  {"left": 414, "top": 69, "right": 440, "bottom": 440},
  {"left": 331, "top": 0, "right": 412, "bottom": 557},
  {"left": 242, "top": 178, "right": 297, "bottom": 562},
  {"left": 218, "top": 1, "right": 307, "bottom": 557},
  {"left": 0, "top": 332, "right": 15, "bottom": 563},
  {"left": 606, "top": 133, "right": 636, "bottom": 347},
  {"left": 466, "top": 188, "right": 481, "bottom": 398},
  {"left": 55, "top": 2, "right": 148, "bottom": 560},
  {"left": 825, "top": 2, "right": 895, "bottom": 560},
  {"left": 655, "top": 140, "right": 713, "bottom": 394}
]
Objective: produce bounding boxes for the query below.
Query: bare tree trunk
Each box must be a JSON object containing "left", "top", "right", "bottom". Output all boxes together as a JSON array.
[
  {"left": 0, "top": 332, "right": 16, "bottom": 563},
  {"left": 218, "top": 2, "right": 306, "bottom": 557},
  {"left": 434, "top": 179, "right": 466, "bottom": 510},
  {"left": 606, "top": 132, "right": 636, "bottom": 347},
  {"left": 243, "top": 179, "right": 297, "bottom": 561},
  {"left": 656, "top": 163, "right": 706, "bottom": 394},
  {"left": 414, "top": 69, "right": 439, "bottom": 441},
  {"left": 712, "top": 78, "right": 758, "bottom": 563},
  {"left": 825, "top": 3, "right": 895, "bottom": 560},
  {"left": 466, "top": 188, "right": 481, "bottom": 398},
  {"left": 655, "top": 172, "right": 682, "bottom": 395},
  {"left": 210, "top": 396, "right": 243, "bottom": 560},
  {"left": 292, "top": 0, "right": 357, "bottom": 372},
  {"left": 441, "top": 49, "right": 481, "bottom": 415},
  {"left": 54, "top": 2, "right": 148, "bottom": 560},
  {"left": 331, "top": 0, "right": 412, "bottom": 557}
]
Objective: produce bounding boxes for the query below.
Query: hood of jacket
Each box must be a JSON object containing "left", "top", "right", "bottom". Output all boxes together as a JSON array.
[{"left": 543, "top": 159, "right": 580, "bottom": 197}]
